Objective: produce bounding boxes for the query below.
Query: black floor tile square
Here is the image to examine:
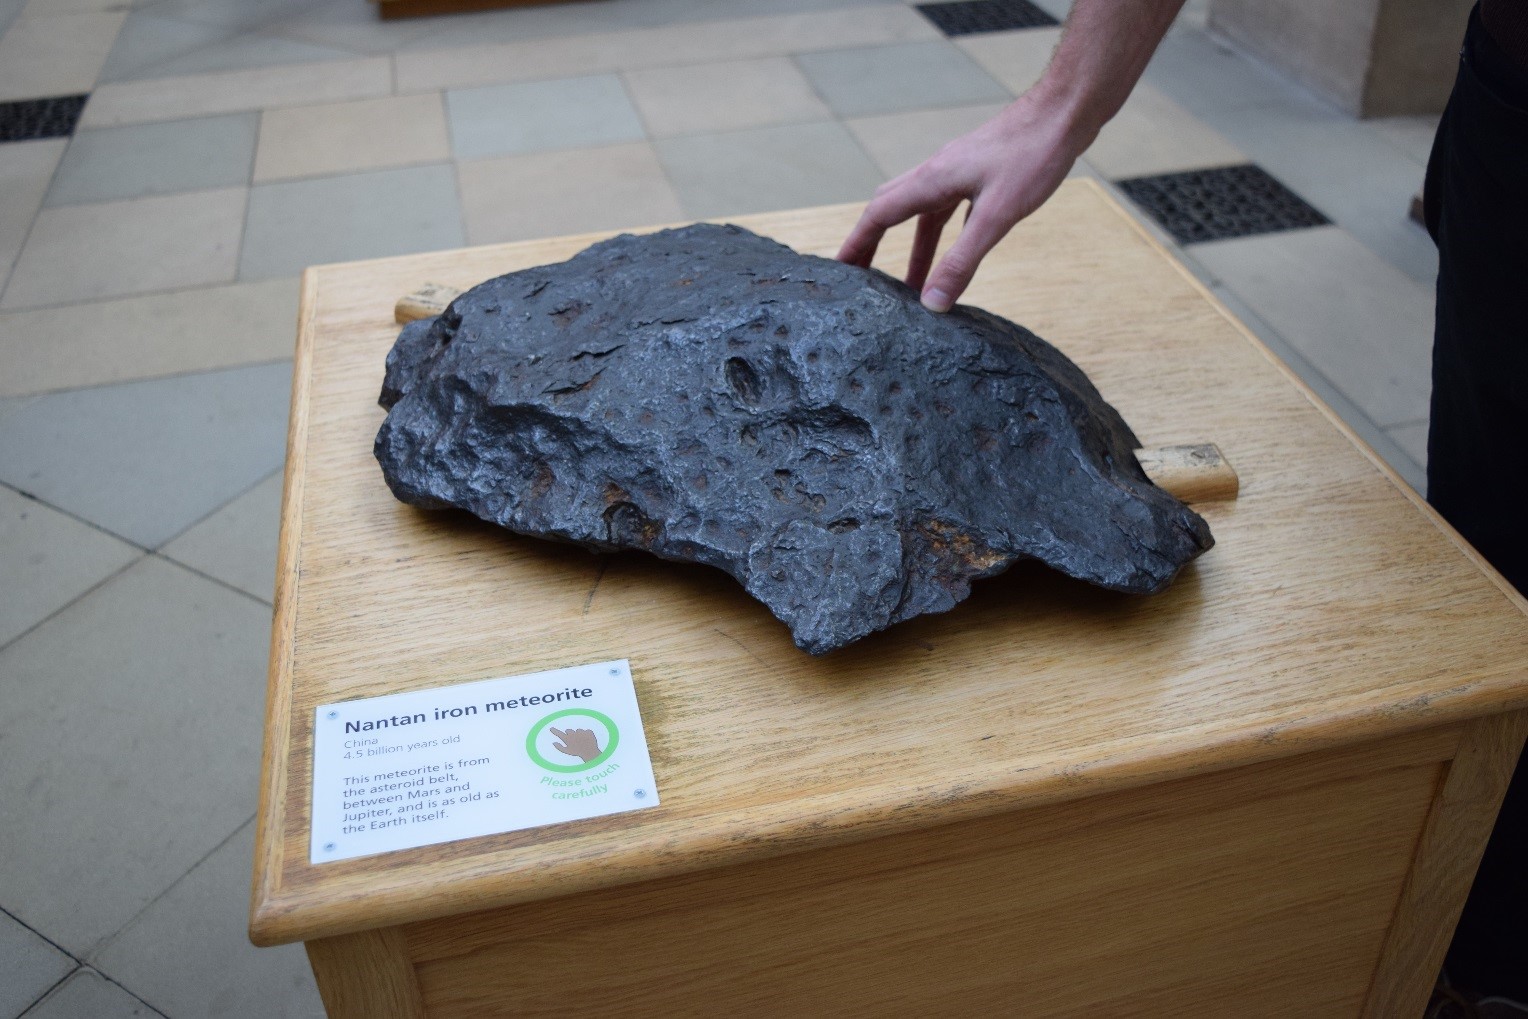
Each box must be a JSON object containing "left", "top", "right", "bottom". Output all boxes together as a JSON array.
[
  {"left": 0, "top": 94, "right": 89, "bottom": 144},
  {"left": 916, "top": 0, "right": 1059, "bottom": 36},
  {"left": 1115, "top": 164, "right": 1330, "bottom": 244}
]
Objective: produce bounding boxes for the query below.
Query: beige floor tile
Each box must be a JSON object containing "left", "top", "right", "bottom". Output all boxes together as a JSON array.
[
  {"left": 796, "top": 40, "right": 1009, "bottom": 118},
  {"left": 0, "top": 138, "right": 66, "bottom": 293},
  {"left": 624, "top": 56, "right": 829, "bottom": 137},
  {"left": 0, "top": 278, "right": 297, "bottom": 397},
  {"left": 656, "top": 120, "right": 884, "bottom": 219},
  {"left": 395, "top": 5, "right": 938, "bottom": 93},
  {"left": 459, "top": 141, "right": 683, "bottom": 244},
  {"left": 159, "top": 470, "right": 282, "bottom": 601},
  {"left": 845, "top": 102, "right": 1008, "bottom": 177},
  {"left": 1, "top": 187, "right": 246, "bottom": 309},
  {"left": 1192, "top": 225, "right": 1434, "bottom": 428},
  {"left": 0, "top": 10, "right": 125, "bottom": 101},
  {"left": 0, "top": 485, "right": 140, "bottom": 647},
  {"left": 22, "top": 0, "right": 124, "bottom": 11},
  {"left": 79, "top": 56, "right": 390, "bottom": 128},
  {"left": 955, "top": 26, "right": 1060, "bottom": 96},
  {"left": 253, "top": 92, "right": 450, "bottom": 182},
  {"left": 1085, "top": 83, "right": 1246, "bottom": 180}
]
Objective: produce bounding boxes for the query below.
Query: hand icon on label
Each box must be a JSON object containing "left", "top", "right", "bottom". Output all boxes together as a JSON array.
[{"left": 550, "top": 726, "right": 602, "bottom": 763}]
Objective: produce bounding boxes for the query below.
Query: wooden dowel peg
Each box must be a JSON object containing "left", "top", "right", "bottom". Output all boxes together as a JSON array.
[
  {"left": 394, "top": 283, "right": 464, "bottom": 324},
  {"left": 1135, "top": 443, "right": 1240, "bottom": 503}
]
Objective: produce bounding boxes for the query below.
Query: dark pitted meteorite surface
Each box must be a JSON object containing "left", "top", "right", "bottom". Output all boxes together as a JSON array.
[{"left": 375, "top": 224, "right": 1213, "bottom": 654}]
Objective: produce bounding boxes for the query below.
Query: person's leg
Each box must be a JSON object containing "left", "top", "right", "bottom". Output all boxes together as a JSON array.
[{"left": 1426, "top": 3, "right": 1528, "bottom": 999}]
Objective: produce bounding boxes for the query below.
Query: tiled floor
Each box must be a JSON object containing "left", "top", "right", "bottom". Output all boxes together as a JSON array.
[{"left": 0, "top": 0, "right": 1442, "bottom": 1014}]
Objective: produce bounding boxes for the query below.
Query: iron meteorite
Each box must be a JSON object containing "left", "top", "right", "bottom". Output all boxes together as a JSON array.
[{"left": 375, "top": 224, "right": 1213, "bottom": 654}]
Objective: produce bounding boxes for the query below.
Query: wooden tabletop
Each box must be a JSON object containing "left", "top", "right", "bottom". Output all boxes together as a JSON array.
[{"left": 250, "top": 180, "right": 1528, "bottom": 946}]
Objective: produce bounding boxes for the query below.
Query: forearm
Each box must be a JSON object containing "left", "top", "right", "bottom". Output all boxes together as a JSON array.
[{"left": 1029, "top": 0, "right": 1187, "bottom": 150}]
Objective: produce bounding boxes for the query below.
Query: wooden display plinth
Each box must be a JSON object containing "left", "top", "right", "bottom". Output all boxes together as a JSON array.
[{"left": 249, "top": 181, "right": 1528, "bottom": 1017}]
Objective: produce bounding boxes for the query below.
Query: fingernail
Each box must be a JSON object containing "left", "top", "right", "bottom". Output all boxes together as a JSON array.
[{"left": 922, "top": 288, "right": 952, "bottom": 313}]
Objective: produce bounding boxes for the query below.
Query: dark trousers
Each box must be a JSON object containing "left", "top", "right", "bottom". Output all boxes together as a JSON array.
[{"left": 1424, "top": 3, "right": 1528, "bottom": 998}]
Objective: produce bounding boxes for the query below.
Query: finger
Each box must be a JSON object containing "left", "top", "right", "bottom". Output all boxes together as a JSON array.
[
  {"left": 838, "top": 170, "right": 964, "bottom": 269},
  {"left": 836, "top": 206, "right": 887, "bottom": 269},
  {"left": 921, "top": 201, "right": 1012, "bottom": 313},
  {"left": 905, "top": 203, "right": 959, "bottom": 293},
  {"left": 553, "top": 741, "right": 569, "bottom": 753},
  {"left": 550, "top": 727, "right": 567, "bottom": 739},
  {"left": 873, "top": 164, "right": 920, "bottom": 198}
]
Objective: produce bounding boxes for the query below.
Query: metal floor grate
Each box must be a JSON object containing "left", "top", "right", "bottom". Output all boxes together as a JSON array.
[
  {"left": 1115, "top": 164, "right": 1330, "bottom": 244},
  {"left": 0, "top": 95, "right": 89, "bottom": 144},
  {"left": 916, "top": 0, "right": 1059, "bottom": 36}
]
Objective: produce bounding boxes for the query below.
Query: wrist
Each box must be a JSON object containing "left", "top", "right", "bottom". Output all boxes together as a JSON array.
[{"left": 995, "top": 82, "right": 1101, "bottom": 163}]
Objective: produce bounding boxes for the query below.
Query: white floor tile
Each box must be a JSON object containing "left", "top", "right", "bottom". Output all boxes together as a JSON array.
[
  {"left": 1192, "top": 225, "right": 1434, "bottom": 429},
  {"left": 0, "top": 361, "right": 291, "bottom": 547},
  {"left": 0, "top": 395, "right": 35, "bottom": 425},
  {"left": 844, "top": 102, "right": 1007, "bottom": 178},
  {"left": 0, "top": 10, "right": 126, "bottom": 102},
  {"left": 1192, "top": 97, "right": 1438, "bottom": 283},
  {"left": 0, "top": 485, "right": 140, "bottom": 646},
  {"left": 1085, "top": 83, "right": 1246, "bottom": 180},
  {"left": 1143, "top": 23, "right": 1314, "bottom": 117},
  {"left": 0, "top": 911, "right": 75, "bottom": 1018},
  {"left": 21, "top": 969, "right": 161, "bottom": 1018},
  {"left": 125, "top": 29, "right": 355, "bottom": 80},
  {"left": 0, "top": 556, "right": 271, "bottom": 955},
  {"left": 46, "top": 113, "right": 258, "bottom": 206},
  {"left": 96, "top": 12, "right": 232, "bottom": 83},
  {"left": 0, "top": 0, "right": 24, "bottom": 37},
  {"left": 1387, "top": 419, "right": 1429, "bottom": 471},
  {"left": 159, "top": 470, "right": 282, "bottom": 601},
  {"left": 239, "top": 164, "right": 464, "bottom": 281},
  {"left": 1365, "top": 114, "right": 1440, "bottom": 168},
  {"left": 2, "top": 187, "right": 246, "bottom": 309},
  {"left": 1197, "top": 272, "right": 1429, "bottom": 493},
  {"left": 135, "top": 0, "right": 306, "bottom": 32},
  {"left": 0, "top": 138, "right": 66, "bottom": 296},
  {"left": 796, "top": 40, "right": 1010, "bottom": 118},
  {"left": 93, "top": 821, "right": 325, "bottom": 1019}
]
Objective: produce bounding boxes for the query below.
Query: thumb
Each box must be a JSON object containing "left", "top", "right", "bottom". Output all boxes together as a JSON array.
[{"left": 920, "top": 205, "right": 1009, "bottom": 313}]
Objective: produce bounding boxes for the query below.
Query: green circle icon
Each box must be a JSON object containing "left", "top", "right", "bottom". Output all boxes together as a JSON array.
[{"left": 526, "top": 708, "right": 619, "bottom": 773}]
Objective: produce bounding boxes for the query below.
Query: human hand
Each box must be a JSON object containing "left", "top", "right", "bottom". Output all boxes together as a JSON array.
[
  {"left": 837, "top": 91, "right": 1091, "bottom": 313},
  {"left": 550, "top": 726, "right": 602, "bottom": 763}
]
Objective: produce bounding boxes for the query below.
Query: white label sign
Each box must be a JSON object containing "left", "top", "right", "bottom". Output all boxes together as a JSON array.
[{"left": 310, "top": 659, "right": 658, "bottom": 863}]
